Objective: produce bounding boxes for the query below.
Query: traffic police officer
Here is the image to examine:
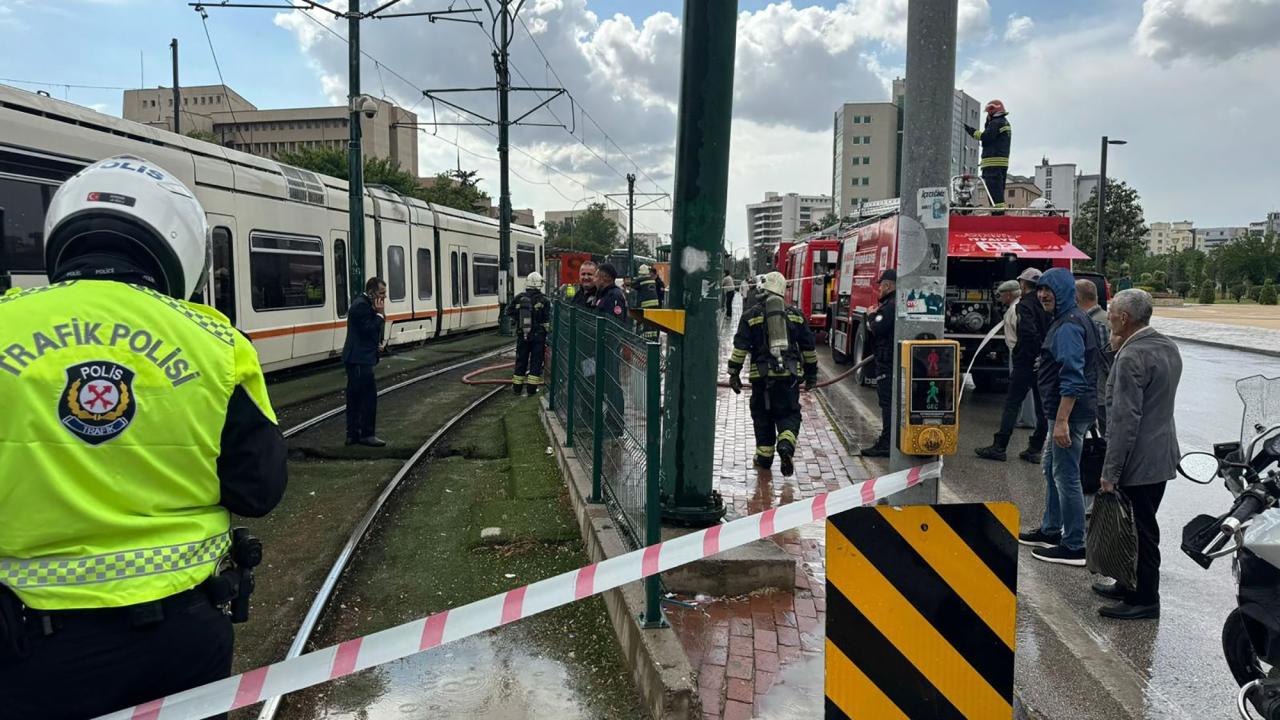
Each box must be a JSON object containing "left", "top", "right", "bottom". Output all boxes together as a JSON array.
[
  {"left": 862, "top": 269, "right": 897, "bottom": 457},
  {"left": 592, "top": 262, "right": 628, "bottom": 325},
  {"left": 0, "top": 156, "right": 288, "bottom": 720},
  {"left": 727, "top": 271, "right": 817, "bottom": 478},
  {"left": 969, "top": 99, "right": 1012, "bottom": 210},
  {"left": 633, "top": 264, "right": 661, "bottom": 341},
  {"left": 507, "top": 271, "right": 550, "bottom": 395}
]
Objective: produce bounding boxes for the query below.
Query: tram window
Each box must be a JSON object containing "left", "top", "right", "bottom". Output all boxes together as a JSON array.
[
  {"left": 334, "top": 239, "right": 349, "bottom": 317},
  {"left": 539, "top": 245, "right": 544, "bottom": 275},
  {"left": 450, "top": 251, "right": 459, "bottom": 306},
  {"left": 516, "top": 243, "right": 536, "bottom": 277},
  {"left": 211, "top": 227, "right": 236, "bottom": 325},
  {"left": 417, "top": 248, "right": 433, "bottom": 300},
  {"left": 249, "top": 232, "right": 324, "bottom": 311},
  {"left": 461, "top": 252, "right": 470, "bottom": 305},
  {"left": 474, "top": 254, "right": 499, "bottom": 295},
  {"left": 0, "top": 177, "right": 58, "bottom": 273},
  {"left": 387, "top": 245, "right": 406, "bottom": 302}
]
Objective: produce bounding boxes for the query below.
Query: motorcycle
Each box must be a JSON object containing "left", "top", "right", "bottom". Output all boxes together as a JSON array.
[{"left": 1179, "top": 375, "right": 1280, "bottom": 719}]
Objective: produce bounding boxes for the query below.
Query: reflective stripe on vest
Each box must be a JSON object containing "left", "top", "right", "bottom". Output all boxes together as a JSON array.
[{"left": 1, "top": 533, "right": 229, "bottom": 588}]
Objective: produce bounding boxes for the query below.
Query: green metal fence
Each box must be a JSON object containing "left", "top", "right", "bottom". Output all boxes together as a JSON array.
[{"left": 548, "top": 301, "right": 665, "bottom": 628}]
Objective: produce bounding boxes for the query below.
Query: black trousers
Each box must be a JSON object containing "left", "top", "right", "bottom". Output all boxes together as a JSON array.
[
  {"left": 0, "top": 590, "right": 233, "bottom": 720},
  {"left": 875, "top": 370, "right": 893, "bottom": 443},
  {"left": 345, "top": 362, "right": 378, "bottom": 440},
  {"left": 750, "top": 378, "right": 802, "bottom": 464},
  {"left": 995, "top": 363, "right": 1047, "bottom": 451},
  {"left": 1124, "top": 482, "right": 1167, "bottom": 606},
  {"left": 513, "top": 337, "right": 546, "bottom": 385},
  {"left": 982, "top": 167, "right": 1008, "bottom": 207},
  {"left": 723, "top": 290, "right": 736, "bottom": 315}
]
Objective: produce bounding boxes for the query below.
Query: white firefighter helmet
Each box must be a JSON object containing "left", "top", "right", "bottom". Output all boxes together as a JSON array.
[
  {"left": 44, "top": 155, "right": 210, "bottom": 300},
  {"left": 637, "top": 264, "right": 651, "bottom": 276},
  {"left": 760, "top": 271, "right": 787, "bottom": 297},
  {"left": 526, "top": 271, "right": 544, "bottom": 291}
]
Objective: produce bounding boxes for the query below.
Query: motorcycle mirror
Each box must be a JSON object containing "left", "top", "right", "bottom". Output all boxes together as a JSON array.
[{"left": 1178, "top": 451, "right": 1222, "bottom": 485}]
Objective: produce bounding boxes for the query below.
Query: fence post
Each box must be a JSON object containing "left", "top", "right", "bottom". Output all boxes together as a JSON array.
[
  {"left": 565, "top": 305, "right": 579, "bottom": 447},
  {"left": 548, "top": 302, "right": 561, "bottom": 412},
  {"left": 589, "top": 316, "right": 607, "bottom": 504},
  {"left": 642, "top": 339, "right": 668, "bottom": 629}
]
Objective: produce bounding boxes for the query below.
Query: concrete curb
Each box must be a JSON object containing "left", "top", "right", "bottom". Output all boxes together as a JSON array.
[
  {"left": 539, "top": 405, "right": 699, "bottom": 720},
  {"left": 1158, "top": 332, "right": 1280, "bottom": 359}
]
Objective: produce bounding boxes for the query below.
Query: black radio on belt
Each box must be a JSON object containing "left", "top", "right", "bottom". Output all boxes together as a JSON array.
[{"left": 208, "top": 527, "right": 263, "bottom": 624}]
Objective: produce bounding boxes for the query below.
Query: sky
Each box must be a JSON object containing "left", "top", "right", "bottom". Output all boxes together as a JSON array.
[{"left": 2, "top": 0, "right": 1279, "bottom": 255}]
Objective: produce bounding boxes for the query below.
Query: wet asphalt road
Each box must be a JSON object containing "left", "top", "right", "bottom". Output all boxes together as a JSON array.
[{"left": 819, "top": 339, "right": 1275, "bottom": 720}]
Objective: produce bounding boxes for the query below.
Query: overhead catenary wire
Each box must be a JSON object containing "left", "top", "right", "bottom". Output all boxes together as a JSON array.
[{"left": 196, "top": 9, "right": 249, "bottom": 146}]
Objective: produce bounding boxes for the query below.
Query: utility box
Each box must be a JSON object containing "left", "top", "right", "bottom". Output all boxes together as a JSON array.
[{"left": 899, "top": 339, "right": 960, "bottom": 456}]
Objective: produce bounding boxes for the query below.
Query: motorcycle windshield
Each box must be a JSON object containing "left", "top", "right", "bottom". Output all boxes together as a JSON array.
[{"left": 1235, "top": 375, "right": 1280, "bottom": 450}]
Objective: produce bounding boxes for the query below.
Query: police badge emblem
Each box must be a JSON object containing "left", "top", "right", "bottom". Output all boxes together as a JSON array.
[{"left": 59, "top": 361, "right": 137, "bottom": 445}]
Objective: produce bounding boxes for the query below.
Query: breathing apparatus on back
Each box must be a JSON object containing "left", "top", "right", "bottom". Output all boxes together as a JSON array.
[{"left": 760, "top": 272, "right": 795, "bottom": 375}]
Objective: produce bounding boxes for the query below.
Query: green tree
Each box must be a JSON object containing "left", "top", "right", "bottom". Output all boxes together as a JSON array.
[
  {"left": 273, "top": 146, "right": 493, "bottom": 214},
  {"left": 417, "top": 171, "right": 490, "bottom": 213},
  {"left": 1152, "top": 270, "right": 1168, "bottom": 291},
  {"left": 1199, "top": 279, "right": 1216, "bottom": 304},
  {"left": 1262, "top": 280, "right": 1278, "bottom": 306},
  {"left": 1231, "top": 282, "right": 1246, "bottom": 302},
  {"left": 818, "top": 212, "right": 840, "bottom": 228},
  {"left": 1173, "top": 281, "right": 1190, "bottom": 298},
  {"left": 1072, "top": 180, "right": 1148, "bottom": 273},
  {"left": 185, "top": 129, "right": 221, "bottom": 144},
  {"left": 565, "top": 203, "right": 620, "bottom": 255}
]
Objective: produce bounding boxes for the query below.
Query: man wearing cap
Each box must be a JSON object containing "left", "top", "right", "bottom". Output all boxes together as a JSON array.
[
  {"left": 861, "top": 269, "right": 897, "bottom": 457},
  {"left": 976, "top": 267, "right": 1051, "bottom": 463}
]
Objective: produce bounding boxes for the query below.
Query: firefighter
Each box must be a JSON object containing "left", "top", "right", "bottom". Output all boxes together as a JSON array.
[
  {"left": 0, "top": 156, "right": 287, "bottom": 719},
  {"left": 862, "top": 269, "right": 897, "bottom": 457},
  {"left": 970, "top": 99, "right": 1011, "bottom": 211},
  {"left": 651, "top": 265, "right": 666, "bottom": 306},
  {"left": 727, "top": 271, "right": 818, "bottom": 478},
  {"left": 507, "top": 271, "right": 550, "bottom": 396},
  {"left": 634, "top": 264, "right": 661, "bottom": 341}
]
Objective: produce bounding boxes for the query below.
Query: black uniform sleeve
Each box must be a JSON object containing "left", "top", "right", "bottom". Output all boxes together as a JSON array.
[
  {"left": 217, "top": 386, "right": 287, "bottom": 518},
  {"left": 792, "top": 309, "right": 818, "bottom": 381},
  {"left": 728, "top": 312, "right": 751, "bottom": 375}
]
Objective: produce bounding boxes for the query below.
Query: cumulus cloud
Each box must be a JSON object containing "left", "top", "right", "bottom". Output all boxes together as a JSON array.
[
  {"left": 1004, "top": 14, "right": 1033, "bottom": 42},
  {"left": 1135, "top": 0, "right": 1280, "bottom": 63}
]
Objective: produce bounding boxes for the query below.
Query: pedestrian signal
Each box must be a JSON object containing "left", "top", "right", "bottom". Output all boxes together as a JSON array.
[{"left": 899, "top": 339, "right": 960, "bottom": 455}]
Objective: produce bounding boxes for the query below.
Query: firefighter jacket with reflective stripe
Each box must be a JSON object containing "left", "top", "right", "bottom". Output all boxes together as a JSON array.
[
  {"left": 975, "top": 113, "right": 1011, "bottom": 168},
  {"left": 593, "top": 285, "right": 629, "bottom": 325},
  {"left": 0, "top": 280, "right": 278, "bottom": 610},
  {"left": 727, "top": 301, "right": 818, "bottom": 382},
  {"left": 634, "top": 277, "right": 660, "bottom": 308},
  {"left": 506, "top": 290, "right": 550, "bottom": 341}
]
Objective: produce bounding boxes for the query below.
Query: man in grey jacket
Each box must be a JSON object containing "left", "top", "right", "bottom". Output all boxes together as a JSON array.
[
  {"left": 1077, "top": 279, "right": 1112, "bottom": 435},
  {"left": 1093, "top": 289, "right": 1182, "bottom": 620}
]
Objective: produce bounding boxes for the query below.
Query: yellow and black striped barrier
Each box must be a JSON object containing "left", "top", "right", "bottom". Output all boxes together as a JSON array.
[{"left": 825, "top": 502, "right": 1019, "bottom": 719}]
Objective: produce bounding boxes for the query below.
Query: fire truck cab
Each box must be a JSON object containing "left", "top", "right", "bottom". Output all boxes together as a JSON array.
[
  {"left": 781, "top": 237, "right": 841, "bottom": 337},
  {"left": 828, "top": 188, "right": 1090, "bottom": 387}
]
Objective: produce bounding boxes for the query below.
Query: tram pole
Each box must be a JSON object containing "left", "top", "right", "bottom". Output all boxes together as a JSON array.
[
  {"left": 626, "top": 173, "right": 636, "bottom": 278},
  {"left": 170, "top": 39, "right": 180, "bottom": 135},
  {"left": 496, "top": 2, "right": 514, "bottom": 335},
  {"left": 346, "top": 9, "right": 366, "bottom": 293},
  {"left": 659, "top": 0, "right": 737, "bottom": 526},
  {"left": 887, "top": 0, "right": 958, "bottom": 505}
]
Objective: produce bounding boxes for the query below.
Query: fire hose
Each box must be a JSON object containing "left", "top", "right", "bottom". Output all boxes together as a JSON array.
[{"left": 464, "top": 357, "right": 870, "bottom": 390}]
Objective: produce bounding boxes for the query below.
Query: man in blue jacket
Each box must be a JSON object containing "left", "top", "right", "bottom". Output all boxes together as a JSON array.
[
  {"left": 1018, "top": 268, "right": 1100, "bottom": 566},
  {"left": 342, "top": 276, "right": 387, "bottom": 447}
]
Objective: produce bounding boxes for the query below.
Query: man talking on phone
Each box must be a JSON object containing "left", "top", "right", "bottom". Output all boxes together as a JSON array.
[{"left": 343, "top": 276, "right": 388, "bottom": 447}]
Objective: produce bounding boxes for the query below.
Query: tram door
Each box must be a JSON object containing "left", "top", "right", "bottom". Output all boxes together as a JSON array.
[
  {"left": 445, "top": 243, "right": 466, "bottom": 333},
  {"left": 205, "top": 213, "right": 239, "bottom": 328}
]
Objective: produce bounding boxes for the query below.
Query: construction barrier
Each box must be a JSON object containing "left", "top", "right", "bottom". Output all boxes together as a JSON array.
[
  {"left": 96, "top": 462, "right": 941, "bottom": 720},
  {"left": 825, "top": 502, "right": 1019, "bottom": 719}
]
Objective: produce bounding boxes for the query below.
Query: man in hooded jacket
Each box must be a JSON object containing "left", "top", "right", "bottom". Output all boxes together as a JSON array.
[{"left": 1018, "top": 267, "right": 1100, "bottom": 567}]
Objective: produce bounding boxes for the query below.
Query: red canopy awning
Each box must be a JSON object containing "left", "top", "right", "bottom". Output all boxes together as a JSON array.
[{"left": 949, "top": 230, "right": 1090, "bottom": 260}]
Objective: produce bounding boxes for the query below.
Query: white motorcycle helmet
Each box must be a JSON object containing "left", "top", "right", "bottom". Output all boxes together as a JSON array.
[
  {"left": 760, "top": 271, "right": 787, "bottom": 297},
  {"left": 526, "top": 271, "right": 544, "bottom": 291},
  {"left": 44, "top": 155, "right": 210, "bottom": 300}
]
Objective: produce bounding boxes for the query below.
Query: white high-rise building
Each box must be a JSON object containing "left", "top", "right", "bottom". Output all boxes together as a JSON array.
[
  {"left": 1144, "top": 221, "right": 1195, "bottom": 255},
  {"left": 1198, "top": 227, "right": 1248, "bottom": 251},
  {"left": 746, "top": 191, "right": 833, "bottom": 261}
]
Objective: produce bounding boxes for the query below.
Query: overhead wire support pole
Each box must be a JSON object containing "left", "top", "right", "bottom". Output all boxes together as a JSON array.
[
  {"left": 191, "top": 0, "right": 478, "bottom": 296},
  {"left": 170, "top": 39, "right": 180, "bottom": 135},
  {"left": 605, "top": 181, "right": 669, "bottom": 277}
]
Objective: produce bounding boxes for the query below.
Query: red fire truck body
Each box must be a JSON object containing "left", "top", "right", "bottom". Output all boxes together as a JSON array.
[
  {"left": 828, "top": 209, "right": 1090, "bottom": 384},
  {"left": 781, "top": 237, "right": 841, "bottom": 334}
]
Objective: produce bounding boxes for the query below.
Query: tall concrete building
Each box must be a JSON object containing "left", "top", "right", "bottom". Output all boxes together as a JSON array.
[
  {"left": 1144, "top": 221, "right": 1195, "bottom": 255},
  {"left": 122, "top": 84, "right": 418, "bottom": 173},
  {"left": 746, "top": 191, "right": 833, "bottom": 262},
  {"left": 1198, "top": 226, "right": 1248, "bottom": 251},
  {"left": 1033, "top": 157, "right": 1101, "bottom": 219},
  {"left": 1249, "top": 211, "right": 1280, "bottom": 237},
  {"left": 832, "top": 81, "right": 979, "bottom": 217}
]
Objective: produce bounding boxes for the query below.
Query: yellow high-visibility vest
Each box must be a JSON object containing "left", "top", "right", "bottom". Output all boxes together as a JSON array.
[{"left": 0, "top": 280, "right": 276, "bottom": 610}]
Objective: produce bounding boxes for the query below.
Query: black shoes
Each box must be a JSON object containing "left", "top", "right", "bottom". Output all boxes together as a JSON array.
[
  {"left": 1091, "top": 580, "right": 1127, "bottom": 601},
  {"left": 526, "top": 384, "right": 538, "bottom": 396},
  {"left": 780, "top": 452, "right": 794, "bottom": 478},
  {"left": 754, "top": 455, "right": 774, "bottom": 470},
  {"left": 1020, "top": 448, "right": 1043, "bottom": 464},
  {"left": 1099, "top": 602, "right": 1159, "bottom": 620},
  {"left": 512, "top": 383, "right": 523, "bottom": 395},
  {"left": 356, "top": 435, "right": 387, "bottom": 448},
  {"left": 861, "top": 440, "right": 890, "bottom": 457},
  {"left": 1032, "top": 545, "right": 1087, "bottom": 566},
  {"left": 975, "top": 444, "right": 1007, "bottom": 461},
  {"left": 1017, "top": 527, "right": 1062, "bottom": 548}
]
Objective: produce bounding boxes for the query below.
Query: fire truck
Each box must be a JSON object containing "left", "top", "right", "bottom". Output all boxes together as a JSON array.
[
  {"left": 827, "top": 181, "right": 1094, "bottom": 387},
  {"left": 780, "top": 236, "right": 841, "bottom": 338}
]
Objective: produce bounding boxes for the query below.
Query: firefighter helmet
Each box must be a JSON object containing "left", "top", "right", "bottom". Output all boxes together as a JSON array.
[
  {"left": 526, "top": 271, "right": 544, "bottom": 291},
  {"left": 637, "top": 264, "right": 650, "bottom": 276},
  {"left": 761, "top": 271, "right": 787, "bottom": 297},
  {"left": 985, "top": 99, "right": 1006, "bottom": 115},
  {"left": 44, "top": 155, "right": 210, "bottom": 300}
]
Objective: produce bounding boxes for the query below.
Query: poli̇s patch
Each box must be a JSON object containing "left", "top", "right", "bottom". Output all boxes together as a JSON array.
[{"left": 59, "top": 361, "right": 138, "bottom": 445}]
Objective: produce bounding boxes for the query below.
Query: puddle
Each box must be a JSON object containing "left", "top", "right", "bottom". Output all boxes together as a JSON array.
[
  {"left": 317, "top": 632, "right": 595, "bottom": 719},
  {"left": 755, "top": 650, "right": 824, "bottom": 719}
]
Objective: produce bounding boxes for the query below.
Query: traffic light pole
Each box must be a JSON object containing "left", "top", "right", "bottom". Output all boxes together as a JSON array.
[
  {"left": 887, "top": 0, "right": 958, "bottom": 505},
  {"left": 659, "top": 0, "right": 737, "bottom": 526}
]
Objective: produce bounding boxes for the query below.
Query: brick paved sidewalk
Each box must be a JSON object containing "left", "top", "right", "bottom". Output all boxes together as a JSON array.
[{"left": 666, "top": 298, "right": 870, "bottom": 719}]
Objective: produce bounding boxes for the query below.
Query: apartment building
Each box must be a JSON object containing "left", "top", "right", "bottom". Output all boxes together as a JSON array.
[
  {"left": 746, "top": 191, "right": 834, "bottom": 261},
  {"left": 1144, "top": 221, "right": 1195, "bottom": 255}
]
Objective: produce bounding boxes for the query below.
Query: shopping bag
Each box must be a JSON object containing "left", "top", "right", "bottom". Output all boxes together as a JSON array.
[
  {"left": 1080, "top": 425, "right": 1106, "bottom": 495},
  {"left": 1086, "top": 490, "right": 1138, "bottom": 588}
]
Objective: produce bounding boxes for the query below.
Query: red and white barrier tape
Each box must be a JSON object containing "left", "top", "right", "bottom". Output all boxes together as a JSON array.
[{"left": 96, "top": 461, "right": 940, "bottom": 720}]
